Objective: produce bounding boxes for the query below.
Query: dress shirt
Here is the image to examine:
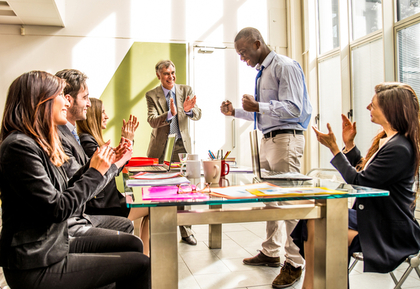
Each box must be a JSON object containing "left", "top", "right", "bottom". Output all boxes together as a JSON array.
[
  {"left": 66, "top": 122, "right": 78, "bottom": 138},
  {"left": 162, "top": 86, "right": 193, "bottom": 121},
  {"left": 235, "top": 51, "right": 312, "bottom": 134}
]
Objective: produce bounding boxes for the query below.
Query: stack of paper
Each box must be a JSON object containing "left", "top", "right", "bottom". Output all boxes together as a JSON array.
[{"left": 126, "top": 176, "right": 190, "bottom": 187}]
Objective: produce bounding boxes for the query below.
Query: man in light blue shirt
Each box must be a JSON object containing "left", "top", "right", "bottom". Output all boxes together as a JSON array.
[{"left": 220, "top": 27, "right": 312, "bottom": 288}]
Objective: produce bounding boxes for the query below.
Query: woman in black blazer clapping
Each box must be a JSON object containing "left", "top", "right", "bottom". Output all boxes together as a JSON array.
[
  {"left": 297, "top": 82, "right": 420, "bottom": 289},
  {"left": 0, "top": 71, "right": 150, "bottom": 289}
]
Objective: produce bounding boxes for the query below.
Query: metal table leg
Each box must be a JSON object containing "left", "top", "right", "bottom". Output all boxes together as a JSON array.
[
  {"left": 313, "top": 198, "right": 348, "bottom": 289},
  {"left": 150, "top": 206, "right": 178, "bottom": 289},
  {"left": 208, "top": 204, "right": 222, "bottom": 248}
]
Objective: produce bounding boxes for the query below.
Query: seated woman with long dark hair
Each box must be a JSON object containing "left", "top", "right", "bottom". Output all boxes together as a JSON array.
[
  {"left": 297, "top": 82, "right": 420, "bottom": 289},
  {"left": 0, "top": 71, "right": 150, "bottom": 289},
  {"left": 77, "top": 97, "right": 150, "bottom": 256}
]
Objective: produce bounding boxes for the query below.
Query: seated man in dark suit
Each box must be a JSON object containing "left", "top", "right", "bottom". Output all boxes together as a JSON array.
[{"left": 56, "top": 68, "right": 133, "bottom": 237}]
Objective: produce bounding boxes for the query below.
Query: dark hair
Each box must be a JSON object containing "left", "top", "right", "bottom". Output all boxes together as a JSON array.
[
  {"left": 360, "top": 82, "right": 420, "bottom": 178},
  {"left": 0, "top": 71, "right": 68, "bottom": 166},
  {"left": 77, "top": 98, "right": 105, "bottom": 146},
  {"left": 155, "top": 60, "right": 175, "bottom": 74},
  {"left": 234, "top": 27, "right": 266, "bottom": 45},
  {"left": 55, "top": 69, "right": 88, "bottom": 99}
]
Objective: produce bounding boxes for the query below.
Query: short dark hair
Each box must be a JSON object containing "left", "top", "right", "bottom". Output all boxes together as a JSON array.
[
  {"left": 234, "top": 27, "right": 266, "bottom": 45},
  {"left": 155, "top": 60, "right": 175, "bottom": 74},
  {"left": 55, "top": 69, "right": 88, "bottom": 99}
]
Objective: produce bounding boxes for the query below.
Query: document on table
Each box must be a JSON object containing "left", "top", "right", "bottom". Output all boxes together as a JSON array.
[
  {"left": 133, "top": 172, "right": 182, "bottom": 179},
  {"left": 210, "top": 182, "right": 345, "bottom": 199},
  {"left": 141, "top": 186, "right": 209, "bottom": 201},
  {"left": 126, "top": 176, "right": 190, "bottom": 187}
]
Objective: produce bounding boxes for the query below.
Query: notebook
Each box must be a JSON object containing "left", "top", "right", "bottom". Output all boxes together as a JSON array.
[
  {"left": 131, "top": 134, "right": 176, "bottom": 173},
  {"left": 249, "top": 130, "right": 312, "bottom": 181}
]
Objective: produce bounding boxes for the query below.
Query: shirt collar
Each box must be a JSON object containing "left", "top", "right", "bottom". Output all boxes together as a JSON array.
[
  {"left": 256, "top": 50, "right": 275, "bottom": 71},
  {"left": 161, "top": 85, "right": 176, "bottom": 98},
  {"left": 65, "top": 121, "right": 76, "bottom": 132}
]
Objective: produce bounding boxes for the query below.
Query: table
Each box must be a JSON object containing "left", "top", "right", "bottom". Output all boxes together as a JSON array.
[{"left": 124, "top": 173, "right": 388, "bottom": 289}]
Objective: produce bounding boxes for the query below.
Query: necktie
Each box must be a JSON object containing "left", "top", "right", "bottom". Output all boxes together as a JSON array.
[
  {"left": 254, "top": 65, "right": 264, "bottom": 130},
  {"left": 166, "top": 91, "right": 181, "bottom": 140},
  {"left": 71, "top": 129, "right": 81, "bottom": 145}
]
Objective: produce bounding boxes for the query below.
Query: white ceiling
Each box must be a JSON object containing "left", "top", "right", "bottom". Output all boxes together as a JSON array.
[{"left": 0, "top": 0, "right": 65, "bottom": 27}]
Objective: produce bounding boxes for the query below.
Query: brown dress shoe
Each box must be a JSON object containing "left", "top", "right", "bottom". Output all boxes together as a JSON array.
[
  {"left": 243, "top": 251, "right": 280, "bottom": 267},
  {"left": 272, "top": 262, "right": 302, "bottom": 288}
]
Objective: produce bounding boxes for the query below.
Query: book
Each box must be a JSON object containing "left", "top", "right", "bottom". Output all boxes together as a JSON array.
[
  {"left": 210, "top": 182, "right": 345, "bottom": 199},
  {"left": 133, "top": 172, "right": 182, "bottom": 179},
  {"left": 126, "top": 176, "right": 190, "bottom": 187}
]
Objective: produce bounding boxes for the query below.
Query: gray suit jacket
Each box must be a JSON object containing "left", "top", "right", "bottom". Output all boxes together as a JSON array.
[{"left": 146, "top": 84, "right": 201, "bottom": 159}]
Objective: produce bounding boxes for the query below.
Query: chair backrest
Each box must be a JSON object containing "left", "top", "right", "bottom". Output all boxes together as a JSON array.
[{"left": 306, "top": 168, "right": 344, "bottom": 182}]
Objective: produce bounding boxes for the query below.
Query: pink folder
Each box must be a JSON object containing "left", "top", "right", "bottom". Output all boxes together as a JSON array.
[{"left": 142, "top": 186, "right": 209, "bottom": 201}]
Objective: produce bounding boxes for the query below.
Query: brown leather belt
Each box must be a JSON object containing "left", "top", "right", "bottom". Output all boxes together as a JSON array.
[{"left": 263, "top": 129, "right": 303, "bottom": 138}]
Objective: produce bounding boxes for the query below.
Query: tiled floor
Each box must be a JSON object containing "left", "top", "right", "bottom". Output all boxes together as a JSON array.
[{"left": 177, "top": 203, "right": 420, "bottom": 289}]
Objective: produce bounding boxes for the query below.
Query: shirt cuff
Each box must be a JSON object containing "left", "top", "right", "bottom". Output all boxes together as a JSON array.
[
  {"left": 258, "top": 102, "right": 270, "bottom": 115},
  {"left": 184, "top": 110, "right": 193, "bottom": 117},
  {"left": 166, "top": 111, "right": 174, "bottom": 121}
]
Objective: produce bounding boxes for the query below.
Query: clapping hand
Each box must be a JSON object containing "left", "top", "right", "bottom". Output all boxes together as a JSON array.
[
  {"left": 312, "top": 124, "right": 340, "bottom": 156},
  {"left": 114, "top": 137, "right": 133, "bottom": 168},
  {"left": 341, "top": 114, "right": 357, "bottom": 150},
  {"left": 170, "top": 98, "right": 177, "bottom": 116},
  {"left": 220, "top": 100, "right": 234, "bottom": 116},
  {"left": 121, "top": 114, "right": 139, "bottom": 141},
  {"left": 242, "top": 94, "right": 259, "bottom": 112},
  {"left": 183, "top": 95, "right": 196, "bottom": 112},
  {"left": 90, "top": 141, "right": 115, "bottom": 175}
]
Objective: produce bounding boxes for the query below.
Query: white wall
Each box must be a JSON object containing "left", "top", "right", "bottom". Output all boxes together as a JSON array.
[
  {"left": 0, "top": 0, "right": 286, "bottom": 111},
  {"left": 0, "top": 0, "right": 299, "bottom": 167}
]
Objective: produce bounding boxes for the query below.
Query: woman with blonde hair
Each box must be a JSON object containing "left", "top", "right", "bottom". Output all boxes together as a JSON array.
[
  {"left": 77, "top": 97, "right": 150, "bottom": 255},
  {"left": 295, "top": 82, "right": 420, "bottom": 289},
  {"left": 0, "top": 71, "right": 150, "bottom": 288}
]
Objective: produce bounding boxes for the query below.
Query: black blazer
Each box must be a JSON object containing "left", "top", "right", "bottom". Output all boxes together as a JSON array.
[
  {"left": 331, "top": 134, "right": 420, "bottom": 273},
  {"left": 0, "top": 131, "right": 108, "bottom": 269},
  {"left": 79, "top": 133, "right": 126, "bottom": 216}
]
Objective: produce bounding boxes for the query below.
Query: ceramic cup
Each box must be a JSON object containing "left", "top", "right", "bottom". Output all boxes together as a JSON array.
[
  {"left": 202, "top": 160, "right": 221, "bottom": 184},
  {"left": 221, "top": 160, "right": 230, "bottom": 177},
  {"left": 181, "top": 159, "right": 201, "bottom": 179}
]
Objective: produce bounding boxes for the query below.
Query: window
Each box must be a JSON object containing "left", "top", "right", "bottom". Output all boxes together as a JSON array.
[
  {"left": 397, "top": 21, "right": 420, "bottom": 95},
  {"left": 318, "top": 55, "right": 342, "bottom": 168},
  {"left": 397, "top": 0, "right": 420, "bottom": 21},
  {"left": 318, "top": 0, "right": 339, "bottom": 54},
  {"left": 351, "top": 38, "right": 384, "bottom": 155},
  {"left": 351, "top": 0, "right": 382, "bottom": 41}
]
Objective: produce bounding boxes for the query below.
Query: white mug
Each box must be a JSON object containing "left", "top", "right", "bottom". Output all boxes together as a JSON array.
[
  {"left": 202, "top": 160, "right": 221, "bottom": 184},
  {"left": 181, "top": 160, "right": 201, "bottom": 179},
  {"left": 187, "top": 154, "right": 199, "bottom": 161}
]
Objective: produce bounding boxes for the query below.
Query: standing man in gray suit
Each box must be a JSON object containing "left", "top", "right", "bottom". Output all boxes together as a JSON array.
[{"left": 146, "top": 60, "right": 202, "bottom": 245}]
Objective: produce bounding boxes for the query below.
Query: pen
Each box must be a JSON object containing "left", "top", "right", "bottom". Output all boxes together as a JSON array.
[
  {"left": 224, "top": 151, "right": 231, "bottom": 160},
  {"left": 220, "top": 149, "right": 223, "bottom": 160},
  {"left": 208, "top": 150, "right": 216, "bottom": 159}
]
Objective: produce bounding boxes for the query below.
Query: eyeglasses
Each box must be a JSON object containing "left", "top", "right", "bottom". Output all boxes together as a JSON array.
[{"left": 176, "top": 182, "right": 212, "bottom": 194}]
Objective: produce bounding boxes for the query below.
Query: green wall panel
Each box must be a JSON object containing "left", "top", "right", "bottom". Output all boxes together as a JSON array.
[{"left": 100, "top": 42, "right": 187, "bottom": 156}]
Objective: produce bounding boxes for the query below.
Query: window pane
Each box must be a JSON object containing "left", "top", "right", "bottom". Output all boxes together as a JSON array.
[
  {"left": 318, "top": 0, "right": 339, "bottom": 54},
  {"left": 397, "top": 22, "right": 420, "bottom": 95},
  {"left": 318, "top": 55, "right": 342, "bottom": 168},
  {"left": 351, "top": 38, "right": 384, "bottom": 156},
  {"left": 351, "top": 0, "right": 382, "bottom": 41},
  {"left": 397, "top": 0, "right": 420, "bottom": 21}
]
